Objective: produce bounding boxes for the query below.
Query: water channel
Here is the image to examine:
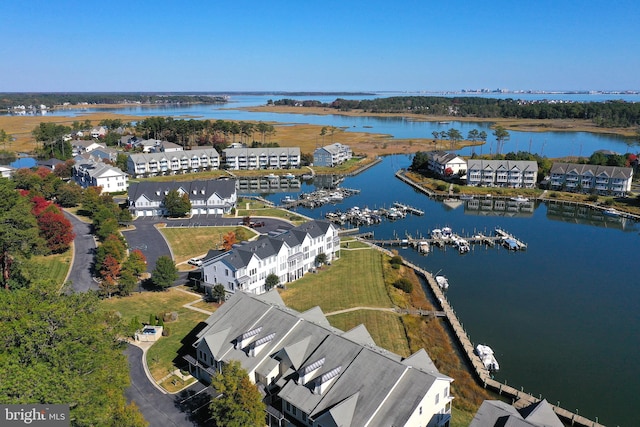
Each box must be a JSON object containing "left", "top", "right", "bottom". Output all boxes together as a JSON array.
[{"left": 259, "top": 155, "right": 638, "bottom": 427}]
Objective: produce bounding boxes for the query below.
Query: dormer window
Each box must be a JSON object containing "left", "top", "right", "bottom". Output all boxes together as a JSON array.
[{"left": 313, "top": 366, "right": 341, "bottom": 395}]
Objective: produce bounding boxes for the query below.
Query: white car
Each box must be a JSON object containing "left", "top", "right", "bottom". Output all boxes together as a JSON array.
[{"left": 188, "top": 258, "right": 203, "bottom": 267}]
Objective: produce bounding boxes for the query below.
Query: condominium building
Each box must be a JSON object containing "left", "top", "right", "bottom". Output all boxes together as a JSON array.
[
  {"left": 72, "top": 159, "right": 128, "bottom": 193},
  {"left": 223, "top": 147, "right": 301, "bottom": 170},
  {"left": 126, "top": 148, "right": 220, "bottom": 177},
  {"left": 185, "top": 290, "right": 454, "bottom": 427},
  {"left": 466, "top": 159, "right": 538, "bottom": 188},
  {"left": 199, "top": 220, "right": 339, "bottom": 296},
  {"left": 426, "top": 151, "right": 467, "bottom": 177},
  {"left": 313, "top": 143, "right": 352, "bottom": 167},
  {"left": 549, "top": 162, "right": 633, "bottom": 196}
]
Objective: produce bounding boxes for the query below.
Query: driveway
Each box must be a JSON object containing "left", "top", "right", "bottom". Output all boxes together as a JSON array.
[
  {"left": 64, "top": 211, "right": 99, "bottom": 293},
  {"left": 124, "top": 344, "right": 211, "bottom": 427},
  {"left": 122, "top": 216, "right": 294, "bottom": 274}
]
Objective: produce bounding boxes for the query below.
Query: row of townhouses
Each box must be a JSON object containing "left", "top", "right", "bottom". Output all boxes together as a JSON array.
[
  {"left": 199, "top": 220, "right": 339, "bottom": 295},
  {"left": 313, "top": 143, "right": 353, "bottom": 167},
  {"left": 127, "top": 180, "right": 237, "bottom": 217},
  {"left": 549, "top": 162, "right": 633, "bottom": 196},
  {"left": 223, "top": 147, "right": 301, "bottom": 170},
  {"left": 126, "top": 148, "right": 222, "bottom": 177},
  {"left": 185, "top": 290, "right": 454, "bottom": 427}
]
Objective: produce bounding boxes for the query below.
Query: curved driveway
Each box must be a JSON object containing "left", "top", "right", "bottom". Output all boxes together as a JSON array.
[
  {"left": 122, "top": 215, "right": 294, "bottom": 273},
  {"left": 124, "top": 344, "right": 208, "bottom": 427},
  {"left": 64, "top": 211, "right": 99, "bottom": 293}
]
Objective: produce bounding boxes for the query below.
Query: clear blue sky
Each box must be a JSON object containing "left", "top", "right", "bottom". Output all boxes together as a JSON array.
[{"left": 2, "top": 0, "right": 638, "bottom": 92}]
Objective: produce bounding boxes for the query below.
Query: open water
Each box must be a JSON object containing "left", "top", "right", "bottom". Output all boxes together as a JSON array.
[{"left": 260, "top": 155, "right": 639, "bottom": 427}]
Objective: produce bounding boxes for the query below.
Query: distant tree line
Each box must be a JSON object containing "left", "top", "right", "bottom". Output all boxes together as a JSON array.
[
  {"left": 277, "top": 96, "right": 640, "bottom": 128},
  {"left": 0, "top": 93, "right": 227, "bottom": 110}
]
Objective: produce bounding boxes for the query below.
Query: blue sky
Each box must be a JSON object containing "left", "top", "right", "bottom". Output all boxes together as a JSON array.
[{"left": 2, "top": 0, "right": 638, "bottom": 92}]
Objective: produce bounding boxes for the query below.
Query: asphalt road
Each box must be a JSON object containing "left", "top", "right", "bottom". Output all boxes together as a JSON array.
[
  {"left": 124, "top": 344, "right": 210, "bottom": 427},
  {"left": 64, "top": 211, "right": 99, "bottom": 293}
]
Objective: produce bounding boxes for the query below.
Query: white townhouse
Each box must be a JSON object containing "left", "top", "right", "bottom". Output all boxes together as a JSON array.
[
  {"left": 199, "top": 220, "right": 339, "bottom": 295},
  {"left": 126, "top": 148, "right": 220, "bottom": 177},
  {"left": 70, "top": 139, "right": 105, "bottom": 156},
  {"left": 549, "top": 162, "right": 633, "bottom": 196},
  {"left": 72, "top": 159, "right": 128, "bottom": 193},
  {"left": 127, "top": 180, "right": 236, "bottom": 217},
  {"left": 426, "top": 151, "right": 467, "bottom": 177},
  {"left": 223, "top": 147, "right": 301, "bottom": 170},
  {"left": 466, "top": 159, "right": 538, "bottom": 188},
  {"left": 313, "top": 143, "right": 353, "bottom": 167},
  {"left": 185, "top": 290, "right": 454, "bottom": 427},
  {"left": 90, "top": 126, "right": 107, "bottom": 139}
]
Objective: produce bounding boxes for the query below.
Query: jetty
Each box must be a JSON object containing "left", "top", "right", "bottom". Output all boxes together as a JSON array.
[
  {"left": 403, "top": 259, "right": 605, "bottom": 427},
  {"left": 393, "top": 202, "right": 424, "bottom": 216}
]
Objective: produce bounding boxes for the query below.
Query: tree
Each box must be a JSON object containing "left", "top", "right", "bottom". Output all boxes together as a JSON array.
[
  {"left": 222, "top": 231, "right": 237, "bottom": 251},
  {"left": 55, "top": 182, "right": 83, "bottom": 207},
  {"left": 265, "top": 273, "right": 279, "bottom": 291},
  {"left": 0, "top": 281, "right": 147, "bottom": 426},
  {"left": 95, "top": 234, "right": 127, "bottom": 273},
  {"left": 164, "top": 189, "right": 191, "bottom": 217},
  {"left": 446, "top": 128, "right": 462, "bottom": 150},
  {"left": 0, "top": 129, "right": 12, "bottom": 150},
  {"left": 493, "top": 126, "right": 510, "bottom": 155},
  {"left": 211, "top": 284, "right": 226, "bottom": 303},
  {"left": 99, "top": 255, "right": 121, "bottom": 298},
  {"left": 0, "top": 180, "right": 43, "bottom": 289},
  {"left": 35, "top": 205, "right": 75, "bottom": 253},
  {"left": 209, "top": 361, "right": 266, "bottom": 427},
  {"left": 314, "top": 252, "right": 328, "bottom": 266},
  {"left": 119, "top": 250, "right": 147, "bottom": 296},
  {"left": 151, "top": 256, "right": 178, "bottom": 290}
]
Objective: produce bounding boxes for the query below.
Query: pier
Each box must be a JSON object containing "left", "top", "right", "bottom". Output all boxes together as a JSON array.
[
  {"left": 393, "top": 202, "right": 424, "bottom": 216},
  {"left": 403, "top": 259, "right": 606, "bottom": 427}
]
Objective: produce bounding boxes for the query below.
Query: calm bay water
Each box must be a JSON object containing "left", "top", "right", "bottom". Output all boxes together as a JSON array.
[
  {"left": 37, "top": 93, "right": 638, "bottom": 158},
  {"left": 260, "top": 155, "right": 639, "bottom": 427}
]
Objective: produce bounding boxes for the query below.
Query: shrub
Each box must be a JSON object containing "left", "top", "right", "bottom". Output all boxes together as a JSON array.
[
  {"left": 393, "top": 278, "right": 413, "bottom": 293},
  {"left": 604, "top": 198, "right": 614, "bottom": 206},
  {"left": 587, "top": 194, "right": 599, "bottom": 202},
  {"left": 452, "top": 186, "right": 461, "bottom": 194},
  {"left": 390, "top": 255, "right": 403, "bottom": 266},
  {"left": 436, "top": 183, "right": 447, "bottom": 191}
]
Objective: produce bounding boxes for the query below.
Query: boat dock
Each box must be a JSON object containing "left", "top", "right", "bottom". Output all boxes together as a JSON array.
[
  {"left": 402, "top": 259, "right": 605, "bottom": 427},
  {"left": 393, "top": 202, "right": 424, "bottom": 216}
]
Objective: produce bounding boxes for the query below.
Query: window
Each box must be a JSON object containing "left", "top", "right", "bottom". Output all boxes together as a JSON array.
[{"left": 435, "top": 393, "right": 440, "bottom": 404}]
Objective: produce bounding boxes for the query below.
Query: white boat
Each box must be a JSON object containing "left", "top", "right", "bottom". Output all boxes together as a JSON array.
[
  {"left": 431, "top": 229, "right": 442, "bottom": 239},
  {"left": 475, "top": 344, "right": 500, "bottom": 371},
  {"left": 417, "top": 241, "right": 430, "bottom": 254},
  {"left": 281, "top": 195, "right": 295, "bottom": 204},
  {"left": 283, "top": 173, "right": 296, "bottom": 179},
  {"left": 453, "top": 238, "right": 470, "bottom": 254},
  {"left": 459, "top": 194, "right": 474, "bottom": 200},
  {"left": 435, "top": 275, "right": 449, "bottom": 290},
  {"left": 265, "top": 173, "right": 278, "bottom": 180},
  {"left": 603, "top": 208, "right": 621, "bottom": 217},
  {"left": 510, "top": 195, "right": 529, "bottom": 203}
]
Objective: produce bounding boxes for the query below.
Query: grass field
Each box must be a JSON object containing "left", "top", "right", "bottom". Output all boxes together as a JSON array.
[
  {"left": 33, "top": 251, "right": 73, "bottom": 286},
  {"left": 279, "top": 248, "right": 393, "bottom": 313},
  {"left": 328, "top": 310, "right": 411, "bottom": 357},
  {"left": 159, "top": 226, "right": 256, "bottom": 265},
  {"left": 100, "top": 287, "right": 210, "bottom": 384}
]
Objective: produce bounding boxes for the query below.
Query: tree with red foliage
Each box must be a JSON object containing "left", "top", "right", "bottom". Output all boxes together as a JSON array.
[
  {"left": 30, "top": 195, "right": 52, "bottom": 216},
  {"left": 99, "top": 255, "right": 120, "bottom": 298},
  {"left": 36, "top": 206, "right": 75, "bottom": 253}
]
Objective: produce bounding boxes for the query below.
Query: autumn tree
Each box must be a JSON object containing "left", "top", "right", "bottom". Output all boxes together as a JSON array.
[
  {"left": 95, "top": 234, "right": 127, "bottom": 273},
  {"left": 209, "top": 361, "right": 265, "bottom": 427},
  {"left": 119, "top": 250, "right": 147, "bottom": 295},
  {"left": 35, "top": 205, "right": 75, "bottom": 253},
  {"left": 99, "top": 255, "right": 120, "bottom": 298},
  {"left": 222, "top": 231, "right": 237, "bottom": 251}
]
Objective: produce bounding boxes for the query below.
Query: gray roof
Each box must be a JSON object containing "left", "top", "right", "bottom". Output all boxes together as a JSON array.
[
  {"left": 223, "top": 147, "right": 300, "bottom": 157},
  {"left": 127, "top": 179, "right": 236, "bottom": 203},
  {"left": 195, "top": 291, "right": 453, "bottom": 427},
  {"left": 128, "top": 148, "right": 220, "bottom": 164},
  {"left": 550, "top": 162, "right": 632, "bottom": 179},
  {"left": 314, "top": 143, "right": 351, "bottom": 155},
  {"left": 75, "top": 160, "right": 126, "bottom": 179},
  {"left": 429, "top": 150, "right": 464, "bottom": 164},
  {"left": 469, "top": 399, "right": 563, "bottom": 427},
  {"left": 467, "top": 159, "right": 538, "bottom": 171}
]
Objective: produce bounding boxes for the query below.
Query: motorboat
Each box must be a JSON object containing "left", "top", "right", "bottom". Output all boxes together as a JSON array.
[
  {"left": 453, "top": 237, "right": 470, "bottom": 254},
  {"left": 417, "top": 241, "right": 430, "bottom": 254},
  {"left": 603, "top": 208, "right": 621, "bottom": 217},
  {"left": 435, "top": 275, "right": 449, "bottom": 290},
  {"left": 510, "top": 195, "right": 529, "bottom": 203},
  {"left": 475, "top": 344, "right": 500, "bottom": 371},
  {"left": 459, "top": 194, "right": 474, "bottom": 200}
]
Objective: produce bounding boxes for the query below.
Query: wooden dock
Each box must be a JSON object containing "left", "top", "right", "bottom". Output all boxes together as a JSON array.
[
  {"left": 401, "top": 259, "right": 606, "bottom": 427},
  {"left": 393, "top": 202, "right": 425, "bottom": 216}
]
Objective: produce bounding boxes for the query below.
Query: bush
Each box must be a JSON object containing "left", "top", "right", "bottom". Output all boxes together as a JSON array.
[
  {"left": 452, "top": 186, "right": 461, "bottom": 194},
  {"left": 604, "top": 198, "right": 614, "bottom": 206},
  {"left": 587, "top": 194, "right": 599, "bottom": 202},
  {"left": 436, "top": 183, "right": 447, "bottom": 191},
  {"left": 393, "top": 278, "right": 413, "bottom": 293}
]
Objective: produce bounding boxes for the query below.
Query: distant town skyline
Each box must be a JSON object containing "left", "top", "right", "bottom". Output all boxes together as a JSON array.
[{"left": 2, "top": 0, "right": 639, "bottom": 92}]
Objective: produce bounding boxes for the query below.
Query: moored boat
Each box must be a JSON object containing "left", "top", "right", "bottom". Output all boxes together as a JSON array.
[
  {"left": 510, "top": 195, "right": 529, "bottom": 203},
  {"left": 435, "top": 275, "right": 449, "bottom": 290},
  {"left": 603, "top": 208, "right": 621, "bottom": 217},
  {"left": 475, "top": 344, "right": 500, "bottom": 371}
]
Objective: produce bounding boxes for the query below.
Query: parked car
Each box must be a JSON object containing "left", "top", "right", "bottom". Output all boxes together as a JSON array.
[{"left": 188, "top": 258, "right": 203, "bottom": 266}]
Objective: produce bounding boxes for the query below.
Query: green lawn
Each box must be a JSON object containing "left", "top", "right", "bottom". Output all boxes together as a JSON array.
[
  {"left": 33, "top": 251, "right": 73, "bottom": 286},
  {"left": 328, "top": 311, "right": 411, "bottom": 357},
  {"left": 279, "top": 247, "right": 393, "bottom": 313},
  {"left": 159, "top": 226, "right": 256, "bottom": 264},
  {"left": 100, "top": 287, "right": 210, "bottom": 383}
]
